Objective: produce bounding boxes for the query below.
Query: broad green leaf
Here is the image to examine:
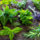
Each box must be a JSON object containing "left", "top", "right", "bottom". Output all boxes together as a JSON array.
[
  {"left": 5, "top": 5, "right": 9, "bottom": 14},
  {"left": 3, "top": 26, "right": 11, "bottom": 30},
  {"left": 12, "top": 27, "right": 23, "bottom": 33}
]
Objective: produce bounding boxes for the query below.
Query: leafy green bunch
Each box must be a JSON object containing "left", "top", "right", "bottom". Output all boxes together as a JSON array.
[
  {"left": 23, "top": 26, "right": 40, "bottom": 39},
  {"left": 0, "top": 0, "right": 27, "bottom": 8},
  {"left": 0, "top": 0, "right": 18, "bottom": 6},
  {"left": 19, "top": 9, "right": 33, "bottom": 26},
  {"left": 12, "top": 0, "right": 18, "bottom": 4},
  {"left": 12, "top": 0, "right": 27, "bottom": 8},
  {"left": 0, "top": 26, "right": 23, "bottom": 40},
  {"left": 13, "top": 22, "right": 21, "bottom": 27},
  {"left": 0, "top": 0, "right": 12, "bottom": 5},
  {"left": 32, "top": 0, "right": 40, "bottom": 11},
  {"left": 17, "top": 0, "right": 27, "bottom": 8},
  {"left": 0, "top": 5, "right": 18, "bottom": 26}
]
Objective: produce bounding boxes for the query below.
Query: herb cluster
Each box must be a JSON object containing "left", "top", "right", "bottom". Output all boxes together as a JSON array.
[
  {"left": 0, "top": 26, "right": 23, "bottom": 40},
  {"left": 32, "top": 0, "right": 40, "bottom": 11},
  {"left": 23, "top": 26, "right": 40, "bottom": 40},
  {"left": 0, "top": 5, "right": 18, "bottom": 26},
  {"left": 19, "top": 9, "right": 33, "bottom": 25},
  {"left": 0, "top": 0, "right": 27, "bottom": 8}
]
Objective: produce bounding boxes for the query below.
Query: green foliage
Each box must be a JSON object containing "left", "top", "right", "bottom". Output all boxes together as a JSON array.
[
  {"left": 17, "top": 1, "right": 27, "bottom": 8},
  {"left": 0, "top": 15, "right": 9, "bottom": 26},
  {"left": 4, "top": 5, "right": 9, "bottom": 14},
  {"left": 23, "top": 26, "right": 40, "bottom": 39},
  {"left": 32, "top": 0, "right": 40, "bottom": 11},
  {"left": 0, "top": 0, "right": 27, "bottom": 8},
  {"left": 0, "top": 10, "right": 4, "bottom": 17},
  {"left": 19, "top": 9, "right": 33, "bottom": 26},
  {"left": 13, "top": 0, "right": 27, "bottom": 8},
  {"left": 0, "top": 26, "right": 23, "bottom": 40},
  {"left": 0, "top": 5, "right": 18, "bottom": 26},
  {"left": 9, "top": 9, "right": 18, "bottom": 16},
  {"left": 9, "top": 17, "right": 17, "bottom": 24},
  {"left": 12, "top": 22, "right": 21, "bottom": 27},
  {"left": 0, "top": 6, "right": 9, "bottom": 26},
  {"left": 12, "top": 0, "right": 18, "bottom": 4},
  {"left": 0, "top": 0, "right": 12, "bottom": 5}
]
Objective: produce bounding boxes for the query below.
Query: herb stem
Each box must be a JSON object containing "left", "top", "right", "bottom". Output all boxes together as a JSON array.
[{"left": 35, "top": 38, "right": 36, "bottom": 40}]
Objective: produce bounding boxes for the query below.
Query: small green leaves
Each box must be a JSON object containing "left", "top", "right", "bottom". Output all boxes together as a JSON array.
[
  {"left": 12, "top": 27, "right": 23, "bottom": 33},
  {"left": 17, "top": 1, "right": 26, "bottom": 8},
  {"left": 23, "top": 26, "right": 40, "bottom": 39},
  {"left": 0, "top": 0, "right": 27, "bottom": 8},
  {"left": 0, "top": 26, "right": 23, "bottom": 40},
  {"left": 0, "top": 30, "right": 4, "bottom": 35},
  {"left": 9, "top": 17, "right": 17, "bottom": 24},
  {"left": 13, "top": 22, "right": 21, "bottom": 27},
  {"left": 0, "top": 15, "right": 9, "bottom": 26},
  {"left": 32, "top": 0, "right": 40, "bottom": 11},
  {"left": 12, "top": 0, "right": 18, "bottom": 4},
  {"left": 5, "top": 5, "right": 9, "bottom": 14},
  {"left": 9, "top": 9, "right": 18, "bottom": 16},
  {"left": 3, "top": 26, "right": 11, "bottom": 30},
  {"left": 9, "top": 32, "right": 14, "bottom": 40},
  {"left": 0, "top": 5, "right": 18, "bottom": 26},
  {"left": 0, "top": 0, "right": 11, "bottom": 5},
  {"left": 19, "top": 9, "right": 33, "bottom": 26},
  {"left": 0, "top": 10, "right": 4, "bottom": 17},
  {"left": 12, "top": 0, "right": 27, "bottom": 8}
]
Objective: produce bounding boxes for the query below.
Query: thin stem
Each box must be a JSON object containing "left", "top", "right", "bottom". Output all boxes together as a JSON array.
[
  {"left": 35, "top": 38, "right": 36, "bottom": 40},
  {"left": 37, "top": 38, "right": 38, "bottom": 40}
]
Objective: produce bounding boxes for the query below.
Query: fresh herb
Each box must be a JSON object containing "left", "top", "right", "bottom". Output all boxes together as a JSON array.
[
  {"left": 9, "top": 9, "right": 18, "bottom": 16},
  {"left": 0, "top": 0, "right": 27, "bottom": 8},
  {"left": 32, "top": 0, "right": 40, "bottom": 11},
  {"left": 0, "top": 0, "right": 12, "bottom": 5},
  {"left": 12, "top": 0, "right": 27, "bottom": 8},
  {"left": 12, "top": 22, "right": 21, "bottom": 27},
  {"left": 23, "top": 26, "right": 40, "bottom": 40},
  {"left": 19, "top": 9, "right": 33, "bottom": 26},
  {"left": 0, "top": 26, "right": 23, "bottom": 40},
  {"left": 0, "top": 5, "right": 18, "bottom": 26},
  {"left": 17, "top": 0, "right": 27, "bottom": 8}
]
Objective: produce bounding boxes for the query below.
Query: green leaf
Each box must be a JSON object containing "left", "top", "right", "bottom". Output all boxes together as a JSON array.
[
  {"left": 12, "top": 27, "right": 23, "bottom": 33},
  {"left": 0, "top": 30, "right": 4, "bottom": 35},
  {"left": 0, "top": 26, "right": 23, "bottom": 40},
  {"left": 9, "top": 9, "right": 18, "bottom": 16},
  {"left": 32, "top": 0, "right": 40, "bottom": 11},
  {"left": 5, "top": 5, "right": 9, "bottom": 14},
  {"left": 9, "top": 17, "right": 17, "bottom": 23},
  {"left": 0, "top": 10, "right": 4, "bottom": 17},
  {"left": 9, "top": 32, "right": 14, "bottom": 40},
  {"left": 23, "top": 26, "right": 40, "bottom": 39},
  {"left": 20, "top": 9, "right": 33, "bottom": 25},
  {"left": 3, "top": 26, "right": 11, "bottom": 30},
  {"left": 0, "top": 15, "right": 8, "bottom": 26}
]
